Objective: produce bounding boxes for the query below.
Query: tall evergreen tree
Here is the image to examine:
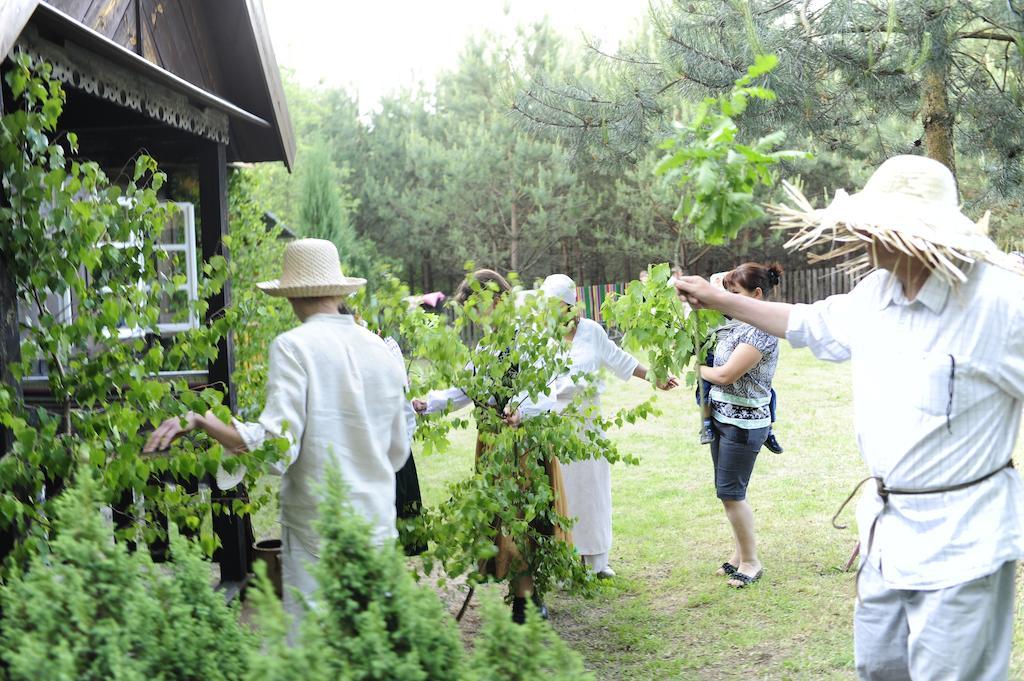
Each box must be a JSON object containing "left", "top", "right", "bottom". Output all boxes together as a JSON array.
[
  {"left": 516, "top": 1, "right": 1024, "bottom": 198},
  {"left": 299, "top": 144, "right": 347, "bottom": 243}
]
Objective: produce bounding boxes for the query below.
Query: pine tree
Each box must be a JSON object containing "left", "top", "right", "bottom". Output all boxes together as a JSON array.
[
  {"left": 468, "top": 593, "right": 593, "bottom": 681},
  {"left": 299, "top": 144, "right": 347, "bottom": 243},
  {"left": 516, "top": 0, "right": 1024, "bottom": 199},
  {"left": 247, "top": 462, "right": 616, "bottom": 681},
  {"left": 296, "top": 143, "right": 383, "bottom": 281},
  {"left": 151, "top": 534, "right": 256, "bottom": 681},
  {"left": 246, "top": 564, "right": 336, "bottom": 681}
]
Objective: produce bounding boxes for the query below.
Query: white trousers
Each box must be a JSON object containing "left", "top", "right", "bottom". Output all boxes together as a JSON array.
[
  {"left": 281, "top": 526, "right": 319, "bottom": 646},
  {"left": 582, "top": 552, "right": 610, "bottom": 573},
  {"left": 854, "top": 559, "right": 1015, "bottom": 681}
]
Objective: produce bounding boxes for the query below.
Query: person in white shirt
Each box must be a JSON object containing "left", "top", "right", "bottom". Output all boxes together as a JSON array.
[
  {"left": 675, "top": 156, "right": 1024, "bottom": 681},
  {"left": 537, "top": 274, "right": 677, "bottom": 580},
  {"left": 145, "top": 239, "right": 409, "bottom": 639}
]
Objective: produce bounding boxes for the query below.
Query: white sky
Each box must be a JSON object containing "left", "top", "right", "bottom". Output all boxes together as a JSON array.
[{"left": 261, "top": 0, "right": 650, "bottom": 111}]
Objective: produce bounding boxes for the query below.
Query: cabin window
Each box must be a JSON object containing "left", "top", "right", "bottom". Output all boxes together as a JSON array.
[
  {"left": 94, "top": 201, "right": 199, "bottom": 338},
  {"left": 153, "top": 202, "right": 200, "bottom": 334},
  {"left": 19, "top": 202, "right": 200, "bottom": 345}
]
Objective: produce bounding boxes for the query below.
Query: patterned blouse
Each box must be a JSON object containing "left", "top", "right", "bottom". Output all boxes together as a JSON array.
[{"left": 710, "top": 322, "right": 779, "bottom": 429}]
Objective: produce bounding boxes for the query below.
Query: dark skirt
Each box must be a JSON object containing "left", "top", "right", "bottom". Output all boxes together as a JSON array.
[{"left": 395, "top": 451, "right": 427, "bottom": 556}]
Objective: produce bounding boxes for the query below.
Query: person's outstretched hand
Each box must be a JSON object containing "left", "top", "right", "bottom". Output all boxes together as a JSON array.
[
  {"left": 412, "top": 399, "right": 427, "bottom": 415},
  {"left": 144, "top": 413, "right": 198, "bottom": 453},
  {"left": 502, "top": 408, "right": 522, "bottom": 428},
  {"left": 657, "top": 377, "right": 680, "bottom": 391},
  {"left": 674, "top": 275, "right": 722, "bottom": 310}
]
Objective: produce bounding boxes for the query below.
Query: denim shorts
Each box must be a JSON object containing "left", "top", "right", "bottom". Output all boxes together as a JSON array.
[{"left": 710, "top": 419, "right": 769, "bottom": 501}]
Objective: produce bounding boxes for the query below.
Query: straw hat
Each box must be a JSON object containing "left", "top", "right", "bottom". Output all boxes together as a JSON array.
[
  {"left": 771, "top": 155, "right": 1023, "bottom": 284},
  {"left": 540, "top": 274, "right": 577, "bottom": 306},
  {"left": 257, "top": 238, "right": 366, "bottom": 297}
]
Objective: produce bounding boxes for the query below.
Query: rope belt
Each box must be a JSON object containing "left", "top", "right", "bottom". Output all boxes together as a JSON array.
[{"left": 831, "top": 459, "right": 1015, "bottom": 597}]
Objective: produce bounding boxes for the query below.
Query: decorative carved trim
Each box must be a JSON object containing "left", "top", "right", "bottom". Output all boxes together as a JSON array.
[{"left": 15, "top": 28, "right": 230, "bottom": 145}]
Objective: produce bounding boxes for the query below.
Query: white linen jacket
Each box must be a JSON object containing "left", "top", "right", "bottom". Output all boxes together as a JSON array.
[{"left": 228, "top": 313, "right": 409, "bottom": 552}]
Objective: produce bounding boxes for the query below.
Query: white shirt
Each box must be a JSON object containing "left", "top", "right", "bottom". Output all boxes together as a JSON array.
[
  {"left": 230, "top": 314, "right": 409, "bottom": 552},
  {"left": 549, "top": 318, "right": 639, "bottom": 413},
  {"left": 383, "top": 336, "right": 418, "bottom": 448},
  {"left": 421, "top": 350, "right": 559, "bottom": 418},
  {"left": 787, "top": 265, "right": 1024, "bottom": 589}
]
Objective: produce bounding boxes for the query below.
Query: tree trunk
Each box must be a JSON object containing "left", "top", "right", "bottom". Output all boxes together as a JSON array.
[
  {"left": 509, "top": 201, "right": 519, "bottom": 273},
  {"left": 921, "top": 11, "right": 957, "bottom": 180},
  {"left": 561, "top": 238, "right": 570, "bottom": 273}
]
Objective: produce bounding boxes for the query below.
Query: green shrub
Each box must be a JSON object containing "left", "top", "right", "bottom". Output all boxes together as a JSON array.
[
  {"left": 150, "top": 534, "right": 256, "bottom": 680},
  {"left": 310, "top": 470, "right": 465, "bottom": 681},
  {"left": 250, "top": 470, "right": 594, "bottom": 681},
  {"left": 246, "top": 563, "right": 336, "bottom": 681},
  {"left": 0, "top": 472, "right": 253, "bottom": 681},
  {"left": 469, "top": 594, "right": 593, "bottom": 681},
  {"left": 0, "top": 471, "right": 594, "bottom": 681}
]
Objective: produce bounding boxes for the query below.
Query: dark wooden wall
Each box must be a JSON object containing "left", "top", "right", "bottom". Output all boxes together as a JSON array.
[{"left": 47, "top": 0, "right": 224, "bottom": 96}]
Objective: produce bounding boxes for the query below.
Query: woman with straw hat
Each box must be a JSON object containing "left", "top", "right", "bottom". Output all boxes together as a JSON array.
[
  {"left": 145, "top": 238, "right": 410, "bottom": 639},
  {"left": 675, "top": 155, "right": 1024, "bottom": 680}
]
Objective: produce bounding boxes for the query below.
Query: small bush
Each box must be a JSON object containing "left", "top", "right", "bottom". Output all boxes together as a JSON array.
[
  {"left": 310, "top": 470, "right": 465, "bottom": 680},
  {"left": 246, "top": 563, "right": 336, "bottom": 681},
  {"left": 0, "top": 471, "right": 594, "bottom": 681},
  {"left": 0, "top": 472, "right": 253, "bottom": 681},
  {"left": 469, "top": 594, "right": 593, "bottom": 681}
]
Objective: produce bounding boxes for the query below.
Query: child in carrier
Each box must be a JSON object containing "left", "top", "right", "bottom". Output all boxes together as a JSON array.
[{"left": 695, "top": 271, "right": 783, "bottom": 453}]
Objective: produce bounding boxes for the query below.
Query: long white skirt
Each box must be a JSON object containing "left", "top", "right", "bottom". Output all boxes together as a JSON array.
[{"left": 559, "top": 455, "right": 612, "bottom": 557}]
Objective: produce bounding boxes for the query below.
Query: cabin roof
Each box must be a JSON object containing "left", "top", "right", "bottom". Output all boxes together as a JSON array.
[{"left": 1, "top": 0, "right": 295, "bottom": 169}]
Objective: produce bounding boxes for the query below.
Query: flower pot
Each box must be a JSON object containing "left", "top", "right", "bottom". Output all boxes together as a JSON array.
[{"left": 253, "top": 538, "right": 283, "bottom": 599}]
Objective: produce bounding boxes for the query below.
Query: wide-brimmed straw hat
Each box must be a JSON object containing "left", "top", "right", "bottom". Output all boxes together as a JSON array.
[
  {"left": 257, "top": 238, "right": 366, "bottom": 298},
  {"left": 771, "top": 155, "right": 1023, "bottom": 284}
]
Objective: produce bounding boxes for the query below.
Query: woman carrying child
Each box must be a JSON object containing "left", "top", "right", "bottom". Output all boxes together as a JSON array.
[{"left": 698, "top": 271, "right": 783, "bottom": 454}]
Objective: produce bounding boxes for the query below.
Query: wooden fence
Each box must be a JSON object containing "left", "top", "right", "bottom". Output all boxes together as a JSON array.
[
  {"left": 573, "top": 266, "right": 854, "bottom": 324},
  {"left": 772, "top": 266, "right": 856, "bottom": 304},
  {"left": 440, "top": 266, "right": 854, "bottom": 344}
]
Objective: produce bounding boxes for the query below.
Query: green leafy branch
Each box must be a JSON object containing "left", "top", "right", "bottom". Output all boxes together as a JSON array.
[
  {"left": 404, "top": 272, "right": 654, "bottom": 599},
  {"left": 0, "top": 54, "right": 278, "bottom": 565},
  {"left": 654, "top": 53, "right": 811, "bottom": 246},
  {"left": 602, "top": 263, "right": 722, "bottom": 387},
  {"left": 604, "top": 56, "right": 809, "bottom": 399}
]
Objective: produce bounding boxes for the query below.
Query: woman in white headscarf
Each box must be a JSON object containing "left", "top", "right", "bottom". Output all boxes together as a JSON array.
[{"left": 539, "top": 274, "right": 677, "bottom": 577}]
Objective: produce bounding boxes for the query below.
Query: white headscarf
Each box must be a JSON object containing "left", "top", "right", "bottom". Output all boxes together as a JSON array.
[{"left": 540, "top": 274, "right": 577, "bottom": 306}]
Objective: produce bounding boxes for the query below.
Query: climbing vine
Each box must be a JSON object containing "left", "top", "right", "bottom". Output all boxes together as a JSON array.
[{"left": 0, "top": 54, "right": 278, "bottom": 565}]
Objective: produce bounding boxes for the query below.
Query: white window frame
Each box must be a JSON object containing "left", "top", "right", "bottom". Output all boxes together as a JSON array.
[
  {"left": 104, "top": 200, "right": 200, "bottom": 338},
  {"left": 154, "top": 202, "right": 199, "bottom": 334}
]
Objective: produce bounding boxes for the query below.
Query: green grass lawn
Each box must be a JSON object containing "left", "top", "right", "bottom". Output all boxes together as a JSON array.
[{"left": 413, "top": 344, "right": 1024, "bottom": 680}]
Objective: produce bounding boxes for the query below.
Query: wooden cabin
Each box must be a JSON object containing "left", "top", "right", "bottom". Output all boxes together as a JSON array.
[{"left": 0, "top": 0, "right": 295, "bottom": 595}]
